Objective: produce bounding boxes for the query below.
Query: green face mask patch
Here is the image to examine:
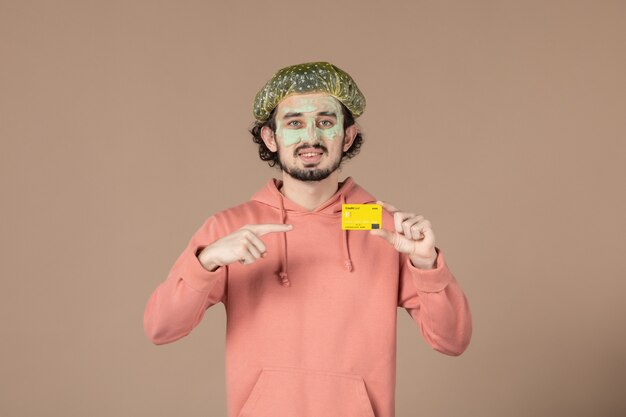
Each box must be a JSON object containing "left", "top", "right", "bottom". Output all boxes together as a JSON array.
[{"left": 275, "top": 94, "right": 344, "bottom": 147}]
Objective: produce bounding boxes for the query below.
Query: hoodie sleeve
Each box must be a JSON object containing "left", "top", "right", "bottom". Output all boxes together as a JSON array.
[
  {"left": 143, "top": 216, "right": 228, "bottom": 345},
  {"left": 397, "top": 246, "right": 472, "bottom": 356}
]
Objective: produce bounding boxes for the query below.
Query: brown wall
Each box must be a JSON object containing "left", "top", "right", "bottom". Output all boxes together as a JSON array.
[{"left": 1, "top": 1, "right": 625, "bottom": 416}]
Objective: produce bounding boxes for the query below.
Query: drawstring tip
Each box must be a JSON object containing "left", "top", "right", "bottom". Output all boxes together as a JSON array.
[
  {"left": 278, "top": 272, "right": 291, "bottom": 287},
  {"left": 344, "top": 260, "right": 353, "bottom": 272}
]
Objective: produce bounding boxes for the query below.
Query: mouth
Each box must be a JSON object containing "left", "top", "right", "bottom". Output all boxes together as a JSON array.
[{"left": 297, "top": 148, "right": 324, "bottom": 164}]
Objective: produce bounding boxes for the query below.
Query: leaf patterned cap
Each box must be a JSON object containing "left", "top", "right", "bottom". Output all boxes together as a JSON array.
[{"left": 253, "top": 62, "right": 366, "bottom": 122}]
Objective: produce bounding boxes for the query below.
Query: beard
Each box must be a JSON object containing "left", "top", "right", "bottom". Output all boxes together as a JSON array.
[{"left": 275, "top": 142, "right": 343, "bottom": 182}]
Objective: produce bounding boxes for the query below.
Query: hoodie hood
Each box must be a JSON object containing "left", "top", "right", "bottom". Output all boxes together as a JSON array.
[{"left": 250, "top": 176, "right": 377, "bottom": 287}]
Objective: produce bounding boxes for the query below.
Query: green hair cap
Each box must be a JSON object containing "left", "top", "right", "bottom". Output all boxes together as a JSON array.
[{"left": 253, "top": 61, "right": 366, "bottom": 122}]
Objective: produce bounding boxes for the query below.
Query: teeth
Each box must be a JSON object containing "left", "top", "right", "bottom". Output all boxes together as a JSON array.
[{"left": 301, "top": 153, "right": 320, "bottom": 157}]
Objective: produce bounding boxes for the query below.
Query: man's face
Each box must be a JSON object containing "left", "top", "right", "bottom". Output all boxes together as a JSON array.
[{"left": 269, "top": 93, "right": 353, "bottom": 182}]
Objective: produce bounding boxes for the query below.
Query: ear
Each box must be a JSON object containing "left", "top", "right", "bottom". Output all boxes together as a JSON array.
[
  {"left": 343, "top": 124, "right": 358, "bottom": 152},
  {"left": 260, "top": 126, "right": 278, "bottom": 152}
]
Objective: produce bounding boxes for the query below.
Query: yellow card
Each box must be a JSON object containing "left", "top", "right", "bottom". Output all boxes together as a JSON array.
[{"left": 341, "top": 204, "right": 382, "bottom": 230}]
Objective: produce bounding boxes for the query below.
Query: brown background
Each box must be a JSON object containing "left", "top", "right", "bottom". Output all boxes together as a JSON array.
[{"left": 1, "top": 1, "right": 625, "bottom": 416}]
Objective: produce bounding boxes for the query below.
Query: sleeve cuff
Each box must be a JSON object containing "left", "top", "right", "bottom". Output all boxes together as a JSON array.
[
  {"left": 178, "top": 246, "right": 228, "bottom": 293},
  {"left": 405, "top": 247, "right": 455, "bottom": 293}
]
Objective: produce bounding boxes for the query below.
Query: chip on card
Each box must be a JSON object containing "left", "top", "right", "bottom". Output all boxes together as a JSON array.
[{"left": 342, "top": 204, "right": 382, "bottom": 230}]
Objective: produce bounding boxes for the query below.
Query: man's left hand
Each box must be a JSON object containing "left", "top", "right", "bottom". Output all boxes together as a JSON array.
[{"left": 370, "top": 200, "right": 438, "bottom": 270}]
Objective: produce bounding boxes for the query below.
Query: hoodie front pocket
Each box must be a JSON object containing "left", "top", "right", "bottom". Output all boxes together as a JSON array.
[{"left": 238, "top": 366, "right": 376, "bottom": 417}]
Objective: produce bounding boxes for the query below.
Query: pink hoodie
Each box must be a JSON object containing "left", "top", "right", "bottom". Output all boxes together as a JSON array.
[{"left": 144, "top": 176, "right": 472, "bottom": 417}]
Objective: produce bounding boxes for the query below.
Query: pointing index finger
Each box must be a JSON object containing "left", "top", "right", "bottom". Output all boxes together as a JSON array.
[{"left": 245, "top": 223, "right": 294, "bottom": 236}]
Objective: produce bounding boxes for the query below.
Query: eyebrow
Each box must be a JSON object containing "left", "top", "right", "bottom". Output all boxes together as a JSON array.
[{"left": 282, "top": 111, "right": 338, "bottom": 119}]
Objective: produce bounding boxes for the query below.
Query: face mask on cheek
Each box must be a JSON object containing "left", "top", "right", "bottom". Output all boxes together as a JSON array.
[
  {"left": 276, "top": 127, "right": 307, "bottom": 147},
  {"left": 274, "top": 94, "right": 345, "bottom": 147}
]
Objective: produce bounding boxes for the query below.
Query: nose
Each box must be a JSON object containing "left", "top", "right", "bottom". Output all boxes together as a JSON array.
[{"left": 305, "top": 122, "right": 322, "bottom": 143}]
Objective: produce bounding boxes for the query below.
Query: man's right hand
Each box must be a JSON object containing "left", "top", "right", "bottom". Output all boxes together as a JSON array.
[{"left": 197, "top": 224, "right": 294, "bottom": 271}]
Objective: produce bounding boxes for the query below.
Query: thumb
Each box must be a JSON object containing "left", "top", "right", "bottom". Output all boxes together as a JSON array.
[{"left": 370, "top": 228, "right": 394, "bottom": 244}]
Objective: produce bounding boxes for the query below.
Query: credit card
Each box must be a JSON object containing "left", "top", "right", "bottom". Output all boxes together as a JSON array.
[{"left": 342, "top": 204, "right": 382, "bottom": 230}]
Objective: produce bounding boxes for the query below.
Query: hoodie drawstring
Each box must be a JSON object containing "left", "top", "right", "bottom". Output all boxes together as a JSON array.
[
  {"left": 275, "top": 185, "right": 355, "bottom": 288},
  {"left": 340, "top": 193, "right": 354, "bottom": 272},
  {"left": 277, "top": 195, "right": 291, "bottom": 287}
]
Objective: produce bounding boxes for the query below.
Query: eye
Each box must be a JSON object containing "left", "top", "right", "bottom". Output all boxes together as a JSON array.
[
  {"left": 318, "top": 120, "right": 334, "bottom": 127},
  {"left": 287, "top": 120, "right": 302, "bottom": 127}
]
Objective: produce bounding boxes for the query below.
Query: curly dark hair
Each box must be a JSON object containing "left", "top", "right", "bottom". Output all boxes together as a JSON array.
[{"left": 249, "top": 102, "right": 364, "bottom": 168}]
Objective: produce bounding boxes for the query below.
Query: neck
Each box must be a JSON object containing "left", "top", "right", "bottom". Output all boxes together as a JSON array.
[{"left": 279, "top": 171, "right": 341, "bottom": 211}]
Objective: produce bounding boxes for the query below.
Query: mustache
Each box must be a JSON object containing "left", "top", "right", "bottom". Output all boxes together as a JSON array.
[{"left": 294, "top": 144, "right": 327, "bottom": 156}]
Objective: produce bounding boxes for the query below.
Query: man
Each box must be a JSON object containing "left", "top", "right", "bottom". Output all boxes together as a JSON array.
[{"left": 144, "top": 62, "right": 472, "bottom": 417}]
